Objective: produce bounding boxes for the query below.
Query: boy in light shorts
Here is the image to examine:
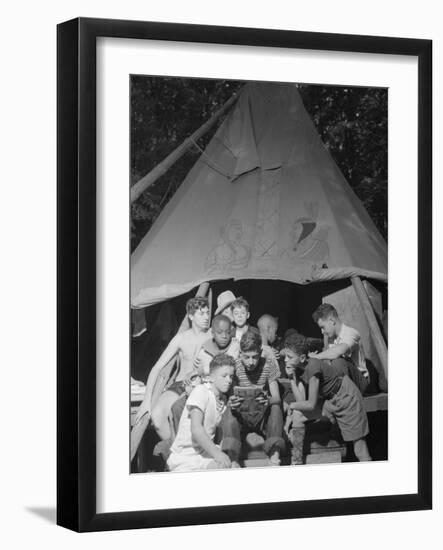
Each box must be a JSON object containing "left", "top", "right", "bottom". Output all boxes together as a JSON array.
[{"left": 167, "top": 355, "right": 238, "bottom": 472}]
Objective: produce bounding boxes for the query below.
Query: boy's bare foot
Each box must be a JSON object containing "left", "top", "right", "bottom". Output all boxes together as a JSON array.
[{"left": 231, "top": 461, "right": 241, "bottom": 468}]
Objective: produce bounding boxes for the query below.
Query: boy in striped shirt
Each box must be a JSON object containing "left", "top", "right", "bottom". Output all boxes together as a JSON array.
[{"left": 220, "top": 329, "right": 285, "bottom": 466}]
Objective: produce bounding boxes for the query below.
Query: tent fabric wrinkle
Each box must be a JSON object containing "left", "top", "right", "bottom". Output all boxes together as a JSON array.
[{"left": 131, "top": 82, "right": 387, "bottom": 308}]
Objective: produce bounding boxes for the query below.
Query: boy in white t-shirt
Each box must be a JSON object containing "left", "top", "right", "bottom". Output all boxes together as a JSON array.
[
  {"left": 309, "top": 303, "right": 370, "bottom": 395},
  {"left": 167, "top": 355, "right": 237, "bottom": 472}
]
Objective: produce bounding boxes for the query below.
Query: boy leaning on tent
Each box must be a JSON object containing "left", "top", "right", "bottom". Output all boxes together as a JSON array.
[{"left": 134, "top": 296, "right": 211, "bottom": 440}]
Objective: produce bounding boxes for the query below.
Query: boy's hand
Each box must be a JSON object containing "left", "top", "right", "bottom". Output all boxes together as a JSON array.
[
  {"left": 285, "top": 366, "right": 295, "bottom": 377},
  {"left": 134, "top": 404, "right": 150, "bottom": 425},
  {"left": 228, "top": 395, "right": 243, "bottom": 411},
  {"left": 308, "top": 351, "right": 318, "bottom": 358},
  {"left": 193, "top": 356, "right": 202, "bottom": 370},
  {"left": 214, "top": 450, "right": 232, "bottom": 469},
  {"left": 255, "top": 393, "right": 269, "bottom": 406}
]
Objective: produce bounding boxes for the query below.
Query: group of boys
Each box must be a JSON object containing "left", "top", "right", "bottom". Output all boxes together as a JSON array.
[{"left": 134, "top": 291, "right": 372, "bottom": 472}]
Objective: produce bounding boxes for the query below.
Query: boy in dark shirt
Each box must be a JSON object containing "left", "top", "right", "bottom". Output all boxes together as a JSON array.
[
  {"left": 220, "top": 329, "right": 285, "bottom": 466},
  {"left": 283, "top": 333, "right": 371, "bottom": 463}
]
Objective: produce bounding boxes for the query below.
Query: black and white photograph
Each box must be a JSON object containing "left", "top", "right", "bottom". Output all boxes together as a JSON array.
[{"left": 129, "top": 77, "right": 389, "bottom": 474}]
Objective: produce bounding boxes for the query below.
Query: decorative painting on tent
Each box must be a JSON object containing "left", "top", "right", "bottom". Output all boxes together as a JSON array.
[{"left": 129, "top": 77, "right": 388, "bottom": 475}]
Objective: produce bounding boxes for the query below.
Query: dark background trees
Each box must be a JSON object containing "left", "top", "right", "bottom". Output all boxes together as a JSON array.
[{"left": 130, "top": 77, "right": 387, "bottom": 251}]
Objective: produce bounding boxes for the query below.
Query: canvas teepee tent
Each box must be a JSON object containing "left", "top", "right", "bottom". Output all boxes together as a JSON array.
[
  {"left": 131, "top": 81, "right": 387, "bottom": 377},
  {"left": 130, "top": 81, "right": 389, "bottom": 461}
]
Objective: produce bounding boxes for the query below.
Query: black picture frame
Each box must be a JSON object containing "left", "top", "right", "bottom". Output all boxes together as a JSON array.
[{"left": 57, "top": 17, "right": 432, "bottom": 532}]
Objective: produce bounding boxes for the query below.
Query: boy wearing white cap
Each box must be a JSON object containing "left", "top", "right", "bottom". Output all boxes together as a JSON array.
[{"left": 214, "top": 290, "right": 236, "bottom": 321}]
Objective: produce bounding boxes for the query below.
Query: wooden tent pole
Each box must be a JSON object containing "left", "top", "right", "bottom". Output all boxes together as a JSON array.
[
  {"left": 130, "top": 92, "right": 240, "bottom": 204},
  {"left": 131, "top": 282, "right": 210, "bottom": 461},
  {"left": 351, "top": 276, "right": 388, "bottom": 381}
]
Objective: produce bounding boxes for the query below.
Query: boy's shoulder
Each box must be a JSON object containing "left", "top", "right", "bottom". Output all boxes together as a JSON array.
[
  {"left": 201, "top": 337, "right": 217, "bottom": 354},
  {"left": 303, "top": 357, "right": 328, "bottom": 378},
  {"left": 179, "top": 328, "right": 211, "bottom": 342},
  {"left": 188, "top": 382, "right": 212, "bottom": 405},
  {"left": 256, "top": 355, "right": 278, "bottom": 380},
  {"left": 339, "top": 323, "right": 360, "bottom": 340}
]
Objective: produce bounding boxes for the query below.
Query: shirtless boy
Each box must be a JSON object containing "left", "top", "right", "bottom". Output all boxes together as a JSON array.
[{"left": 134, "top": 297, "right": 210, "bottom": 440}]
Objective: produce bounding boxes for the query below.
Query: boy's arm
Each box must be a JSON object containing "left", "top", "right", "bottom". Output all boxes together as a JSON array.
[
  {"left": 267, "top": 379, "right": 282, "bottom": 405},
  {"left": 309, "top": 342, "right": 349, "bottom": 360},
  {"left": 134, "top": 334, "right": 182, "bottom": 423},
  {"left": 289, "top": 376, "right": 319, "bottom": 412},
  {"left": 290, "top": 377, "right": 306, "bottom": 401},
  {"left": 190, "top": 408, "right": 231, "bottom": 468},
  {"left": 194, "top": 347, "right": 207, "bottom": 375}
]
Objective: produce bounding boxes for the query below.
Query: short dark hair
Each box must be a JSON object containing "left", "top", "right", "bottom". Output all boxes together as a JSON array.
[
  {"left": 230, "top": 297, "right": 250, "bottom": 312},
  {"left": 312, "top": 303, "right": 338, "bottom": 323},
  {"left": 209, "top": 354, "right": 236, "bottom": 373},
  {"left": 284, "top": 328, "right": 299, "bottom": 339},
  {"left": 240, "top": 329, "right": 262, "bottom": 353},
  {"left": 212, "top": 314, "right": 232, "bottom": 329},
  {"left": 186, "top": 296, "right": 209, "bottom": 315},
  {"left": 284, "top": 333, "right": 309, "bottom": 356}
]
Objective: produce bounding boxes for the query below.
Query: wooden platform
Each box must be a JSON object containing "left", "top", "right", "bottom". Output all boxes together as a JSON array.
[
  {"left": 364, "top": 392, "right": 388, "bottom": 412},
  {"left": 131, "top": 391, "right": 388, "bottom": 471},
  {"left": 306, "top": 451, "right": 342, "bottom": 464}
]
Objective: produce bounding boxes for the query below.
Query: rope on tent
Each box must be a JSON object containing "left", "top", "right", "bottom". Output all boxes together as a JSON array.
[
  {"left": 189, "top": 136, "right": 234, "bottom": 179},
  {"left": 158, "top": 177, "right": 176, "bottom": 208}
]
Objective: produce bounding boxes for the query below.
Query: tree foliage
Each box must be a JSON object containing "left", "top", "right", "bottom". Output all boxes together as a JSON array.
[{"left": 130, "top": 77, "right": 387, "bottom": 251}]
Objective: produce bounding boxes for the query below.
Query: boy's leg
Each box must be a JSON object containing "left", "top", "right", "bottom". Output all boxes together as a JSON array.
[
  {"left": 262, "top": 403, "right": 285, "bottom": 460},
  {"left": 323, "top": 375, "right": 370, "bottom": 460},
  {"left": 288, "top": 411, "right": 307, "bottom": 465},
  {"left": 151, "top": 390, "right": 180, "bottom": 440},
  {"left": 220, "top": 407, "right": 243, "bottom": 463},
  {"left": 353, "top": 438, "right": 372, "bottom": 461}
]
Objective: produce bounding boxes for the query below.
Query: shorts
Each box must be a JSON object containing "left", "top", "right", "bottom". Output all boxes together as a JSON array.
[
  {"left": 322, "top": 375, "right": 369, "bottom": 442},
  {"left": 167, "top": 448, "right": 219, "bottom": 472}
]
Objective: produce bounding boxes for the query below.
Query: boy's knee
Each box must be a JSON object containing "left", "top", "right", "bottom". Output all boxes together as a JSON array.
[
  {"left": 151, "top": 405, "right": 170, "bottom": 436},
  {"left": 291, "top": 410, "right": 306, "bottom": 428},
  {"left": 150, "top": 409, "right": 163, "bottom": 431}
]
